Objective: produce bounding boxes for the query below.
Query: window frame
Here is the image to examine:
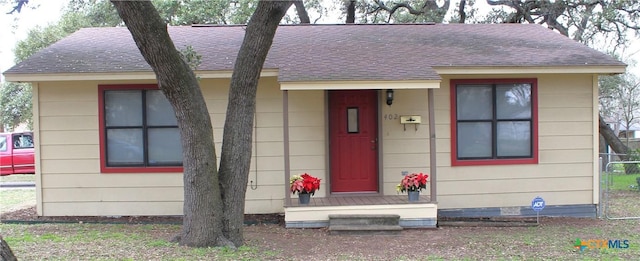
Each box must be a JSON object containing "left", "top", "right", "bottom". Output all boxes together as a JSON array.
[
  {"left": 450, "top": 79, "right": 538, "bottom": 166},
  {"left": 98, "top": 84, "right": 183, "bottom": 173}
]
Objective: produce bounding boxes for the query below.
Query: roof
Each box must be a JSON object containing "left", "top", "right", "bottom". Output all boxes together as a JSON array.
[{"left": 3, "top": 23, "right": 626, "bottom": 82}]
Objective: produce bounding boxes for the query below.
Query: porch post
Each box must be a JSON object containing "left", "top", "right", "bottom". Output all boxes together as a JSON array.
[
  {"left": 428, "top": 88, "right": 437, "bottom": 202},
  {"left": 283, "top": 90, "right": 291, "bottom": 206}
]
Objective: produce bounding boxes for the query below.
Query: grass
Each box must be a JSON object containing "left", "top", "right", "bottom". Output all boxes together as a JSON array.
[
  {"left": 602, "top": 172, "right": 640, "bottom": 218},
  {"left": 0, "top": 174, "right": 35, "bottom": 183},
  {"left": 607, "top": 173, "right": 640, "bottom": 191},
  {"left": 0, "top": 217, "right": 638, "bottom": 260},
  {"left": 0, "top": 189, "right": 35, "bottom": 214},
  {"left": 1, "top": 173, "right": 638, "bottom": 259}
]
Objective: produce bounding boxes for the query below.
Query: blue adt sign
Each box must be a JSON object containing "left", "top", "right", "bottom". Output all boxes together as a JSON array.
[{"left": 531, "top": 196, "right": 545, "bottom": 212}]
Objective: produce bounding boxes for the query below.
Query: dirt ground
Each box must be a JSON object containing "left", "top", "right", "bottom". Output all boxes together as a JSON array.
[{"left": 3, "top": 205, "right": 637, "bottom": 260}]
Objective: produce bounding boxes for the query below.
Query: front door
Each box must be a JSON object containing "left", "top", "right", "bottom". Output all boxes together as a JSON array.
[{"left": 329, "top": 90, "right": 379, "bottom": 193}]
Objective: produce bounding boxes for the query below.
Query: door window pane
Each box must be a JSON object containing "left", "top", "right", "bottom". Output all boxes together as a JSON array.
[
  {"left": 148, "top": 128, "right": 183, "bottom": 165},
  {"left": 146, "top": 90, "right": 178, "bottom": 126},
  {"left": 457, "top": 122, "right": 492, "bottom": 158},
  {"left": 457, "top": 85, "right": 492, "bottom": 120},
  {"left": 496, "top": 84, "right": 531, "bottom": 119},
  {"left": 107, "top": 129, "right": 144, "bottom": 166},
  {"left": 497, "top": 121, "right": 531, "bottom": 157},
  {"left": 347, "top": 107, "right": 359, "bottom": 133},
  {"left": 105, "top": 91, "right": 142, "bottom": 127}
]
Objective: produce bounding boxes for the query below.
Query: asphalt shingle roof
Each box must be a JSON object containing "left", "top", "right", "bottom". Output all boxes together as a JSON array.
[{"left": 4, "top": 23, "right": 625, "bottom": 82}]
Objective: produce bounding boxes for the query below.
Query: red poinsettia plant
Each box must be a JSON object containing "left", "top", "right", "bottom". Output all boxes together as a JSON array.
[
  {"left": 397, "top": 172, "right": 429, "bottom": 193},
  {"left": 290, "top": 173, "right": 321, "bottom": 195}
]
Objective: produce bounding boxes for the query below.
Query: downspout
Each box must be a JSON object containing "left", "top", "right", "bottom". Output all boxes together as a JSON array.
[
  {"left": 283, "top": 90, "right": 291, "bottom": 206},
  {"left": 250, "top": 111, "right": 258, "bottom": 190},
  {"left": 33, "top": 82, "right": 43, "bottom": 215},
  {"left": 428, "top": 88, "right": 437, "bottom": 203},
  {"left": 592, "top": 74, "right": 600, "bottom": 207}
]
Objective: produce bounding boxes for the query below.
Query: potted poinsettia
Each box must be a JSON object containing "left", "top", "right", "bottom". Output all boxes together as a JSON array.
[
  {"left": 397, "top": 172, "right": 428, "bottom": 202},
  {"left": 290, "top": 173, "right": 321, "bottom": 205}
]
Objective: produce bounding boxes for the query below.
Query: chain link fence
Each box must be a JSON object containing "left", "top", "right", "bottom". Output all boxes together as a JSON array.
[{"left": 600, "top": 153, "right": 640, "bottom": 220}]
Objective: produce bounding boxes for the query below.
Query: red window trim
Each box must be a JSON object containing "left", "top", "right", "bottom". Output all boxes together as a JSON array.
[
  {"left": 450, "top": 78, "right": 539, "bottom": 166},
  {"left": 98, "top": 84, "right": 183, "bottom": 173}
]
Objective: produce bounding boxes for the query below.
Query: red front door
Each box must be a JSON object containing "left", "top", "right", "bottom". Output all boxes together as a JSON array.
[{"left": 329, "top": 90, "right": 379, "bottom": 193}]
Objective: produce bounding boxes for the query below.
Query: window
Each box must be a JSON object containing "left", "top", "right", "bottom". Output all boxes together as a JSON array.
[
  {"left": 99, "top": 84, "right": 183, "bottom": 173},
  {"left": 12, "top": 134, "right": 33, "bottom": 149},
  {"left": 0, "top": 136, "right": 6, "bottom": 152},
  {"left": 450, "top": 79, "right": 538, "bottom": 166}
]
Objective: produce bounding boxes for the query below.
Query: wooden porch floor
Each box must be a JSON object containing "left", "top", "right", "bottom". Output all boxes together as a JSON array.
[{"left": 286, "top": 195, "right": 433, "bottom": 207}]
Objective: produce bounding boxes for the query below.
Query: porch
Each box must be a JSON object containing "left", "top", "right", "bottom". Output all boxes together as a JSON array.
[{"left": 284, "top": 195, "right": 437, "bottom": 228}]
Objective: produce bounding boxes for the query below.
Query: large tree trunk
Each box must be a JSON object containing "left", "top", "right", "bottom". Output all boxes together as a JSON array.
[
  {"left": 218, "top": 0, "right": 293, "bottom": 247},
  {"left": 600, "top": 115, "right": 629, "bottom": 158},
  {"left": 0, "top": 236, "right": 18, "bottom": 261},
  {"left": 598, "top": 114, "right": 640, "bottom": 173},
  {"left": 110, "top": 1, "right": 230, "bottom": 247}
]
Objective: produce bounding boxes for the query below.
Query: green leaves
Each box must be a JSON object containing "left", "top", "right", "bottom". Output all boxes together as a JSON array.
[{"left": 0, "top": 82, "right": 31, "bottom": 131}]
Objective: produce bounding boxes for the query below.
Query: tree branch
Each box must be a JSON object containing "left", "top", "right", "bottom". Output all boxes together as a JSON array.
[
  {"left": 458, "top": 0, "right": 467, "bottom": 23},
  {"left": 374, "top": 0, "right": 425, "bottom": 16},
  {"left": 294, "top": 0, "right": 310, "bottom": 24},
  {"left": 6, "top": 0, "right": 28, "bottom": 14}
]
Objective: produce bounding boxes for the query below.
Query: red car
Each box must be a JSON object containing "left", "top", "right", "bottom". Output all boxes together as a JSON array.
[{"left": 0, "top": 132, "right": 35, "bottom": 175}]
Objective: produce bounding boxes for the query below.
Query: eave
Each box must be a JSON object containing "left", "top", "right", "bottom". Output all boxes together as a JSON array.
[
  {"left": 433, "top": 65, "right": 626, "bottom": 75},
  {"left": 3, "top": 69, "right": 279, "bottom": 82}
]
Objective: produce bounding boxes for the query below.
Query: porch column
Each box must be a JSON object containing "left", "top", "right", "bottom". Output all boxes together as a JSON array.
[
  {"left": 428, "top": 88, "right": 437, "bottom": 202},
  {"left": 283, "top": 90, "right": 291, "bottom": 206}
]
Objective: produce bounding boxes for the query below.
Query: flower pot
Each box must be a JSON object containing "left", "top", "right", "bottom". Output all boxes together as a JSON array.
[
  {"left": 298, "top": 192, "right": 311, "bottom": 205},
  {"left": 408, "top": 191, "right": 420, "bottom": 202}
]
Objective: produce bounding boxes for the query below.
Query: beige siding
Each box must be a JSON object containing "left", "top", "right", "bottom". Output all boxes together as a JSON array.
[
  {"left": 434, "top": 74, "right": 596, "bottom": 209},
  {"left": 36, "top": 80, "right": 186, "bottom": 215},
  {"left": 36, "top": 78, "right": 294, "bottom": 215},
  {"left": 380, "top": 89, "right": 431, "bottom": 196},
  {"left": 35, "top": 73, "right": 597, "bottom": 216}
]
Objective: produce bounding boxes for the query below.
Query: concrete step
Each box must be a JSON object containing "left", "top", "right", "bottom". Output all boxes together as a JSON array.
[
  {"left": 328, "top": 214, "right": 402, "bottom": 235},
  {"left": 329, "top": 224, "right": 403, "bottom": 235}
]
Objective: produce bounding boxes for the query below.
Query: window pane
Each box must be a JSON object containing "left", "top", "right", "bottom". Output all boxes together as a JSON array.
[
  {"left": 0, "top": 136, "right": 6, "bottom": 151},
  {"left": 107, "top": 129, "right": 144, "bottom": 166},
  {"left": 457, "top": 85, "right": 492, "bottom": 120},
  {"left": 497, "top": 121, "right": 531, "bottom": 157},
  {"left": 148, "top": 128, "right": 183, "bottom": 165},
  {"left": 105, "top": 91, "right": 142, "bottom": 127},
  {"left": 457, "top": 122, "right": 492, "bottom": 158},
  {"left": 146, "top": 90, "right": 178, "bottom": 126},
  {"left": 13, "top": 134, "right": 33, "bottom": 149},
  {"left": 496, "top": 84, "right": 531, "bottom": 119},
  {"left": 347, "top": 107, "right": 359, "bottom": 133}
]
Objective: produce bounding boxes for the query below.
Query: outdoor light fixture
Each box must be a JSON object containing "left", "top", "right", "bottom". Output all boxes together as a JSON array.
[{"left": 386, "top": 89, "right": 394, "bottom": 106}]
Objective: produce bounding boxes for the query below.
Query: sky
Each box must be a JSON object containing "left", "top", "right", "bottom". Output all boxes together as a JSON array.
[
  {"left": 0, "top": 0, "right": 67, "bottom": 82},
  {"left": 0, "top": 0, "right": 638, "bottom": 83}
]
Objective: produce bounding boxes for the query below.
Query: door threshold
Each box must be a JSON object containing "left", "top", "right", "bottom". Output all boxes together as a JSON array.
[{"left": 330, "top": 191, "right": 380, "bottom": 197}]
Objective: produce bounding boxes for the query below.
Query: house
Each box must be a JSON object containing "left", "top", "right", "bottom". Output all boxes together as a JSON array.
[{"left": 3, "top": 23, "right": 625, "bottom": 228}]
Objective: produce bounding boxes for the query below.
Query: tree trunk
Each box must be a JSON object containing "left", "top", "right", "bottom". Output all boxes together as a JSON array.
[
  {"left": 599, "top": 115, "right": 629, "bottom": 158},
  {"left": 294, "top": 0, "right": 310, "bottom": 23},
  {"left": 457, "top": 0, "right": 467, "bottom": 23},
  {"left": 346, "top": 0, "right": 356, "bottom": 23},
  {"left": 110, "top": 1, "right": 230, "bottom": 247},
  {"left": 0, "top": 236, "right": 18, "bottom": 261},
  {"left": 218, "top": 1, "right": 293, "bottom": 247}
]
